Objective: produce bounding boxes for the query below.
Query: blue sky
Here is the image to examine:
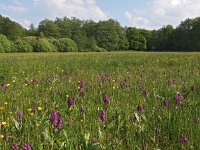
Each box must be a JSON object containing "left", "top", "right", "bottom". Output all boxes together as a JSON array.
[{"left": 0, "top": 0, "right": 200, "bottom": 29}]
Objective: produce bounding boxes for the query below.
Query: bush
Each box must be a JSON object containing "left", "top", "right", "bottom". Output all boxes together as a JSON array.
[
  {"left": 36, "top": 38, "right": 55, "bottom": 52},
  {"left": 47, "top": 38, "right": 60, "bottom": 52},
  {"left": 14, "top": 40, "right": 33, "bottom": 52},
  {"left": 23, "top": 36, "right": 38, "bottom": 51},
  {"left": 58, "top": 38, "right": 78, "bottom": 52},
  {"left": 0, "top": 34, "right": 11, "bottom": 53}
]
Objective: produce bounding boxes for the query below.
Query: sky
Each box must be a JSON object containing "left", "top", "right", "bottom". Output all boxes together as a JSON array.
[{"left": 0, "top": 0, "right": 200, "bottom": 29}]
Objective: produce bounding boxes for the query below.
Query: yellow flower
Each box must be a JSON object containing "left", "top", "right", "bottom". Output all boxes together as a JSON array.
[
  {"left": 25, "top": 84, "right": 28, "bottom": 86},
  {"left": 0, "top": 107, "right": 4, "bottom": 110},
  {"left": 78, "top": 86, "right": 80, "bottom": 89},
  {"left": 27, "top": 108, "right": 32, "bottom": 112},
  {"left": 4, "top": 102, "right": 8, "bottom": 105},
  {"left": 66, "top": 95, "right": 69, "bottom": 98},
  {"left": 61, "top": 70, "right": 64, "bottom": 72},
  {"left": 1, "top": 122, "right": 7, "bottom": 126},
  {"left": 30, "top": 113, "right": 34, "bottom": 116},
  {"left": 0, "top": 135, "right": 4, "bottom": 139},
  {"left": 112, "top": 80, "right": 115, "bottom": 82},
  {"left": 12, "top": 80, "right": 16, "bottom": 83},
  {"left": 6, "top": 83, "right": 10, "bottom": 87},
  {"left": 113, "top": 86, "right": 116, "bottom": 90},
  {"left": 36, "top": 123, "right": 39, "bottom": 127},
  {"left": 38, "top": 107, "right": 43, "bottom": 111}
]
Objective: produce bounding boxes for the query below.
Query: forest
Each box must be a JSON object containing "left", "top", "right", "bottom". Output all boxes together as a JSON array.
[{"left": 0, "top": 15, "right": 200, "bottom": 52}]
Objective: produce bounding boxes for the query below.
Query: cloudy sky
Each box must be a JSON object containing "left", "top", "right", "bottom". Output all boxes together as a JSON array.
[{"left": 0, "top": 0, "right": 200, "bottom": 29}]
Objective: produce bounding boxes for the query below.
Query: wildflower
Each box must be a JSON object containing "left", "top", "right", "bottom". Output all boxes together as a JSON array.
[
  {"left": 11, "top": 144, "right": 18, "bottom": 150},
  {"left": 44, "top": 99, "right": 49, "bottom": 104},
  {"left": 24, "top": 79, "right": 29, "bottom": 85},
  {"left": 80, "top": 91, "right": 86, "bottom": 97},
  {"left": 12, "top": 80, "right": 16, "bottom": 83},
  {"left": 4, "top": 102, "right": 8, "bottom": 105},
  {"left": 143, "top": 89, "right": 149, "bottom": 96},
  {"left": 168, "top": 80, "right": 173, "bottom": 86},
  {"left": 1, "top": 83, "right": 8, "bottom": 90},
  {"left": 175, "top": 92, "right": 183, "bottom": 106},
  {"left": 38, "top": 107, "right": 43, "bottom": 111},
  {"left": 0, "top": 135, "right": 4, "bottom": 139},
  {"left": 0, "top": 107, "right": 4, "bottom": 110},
  {"left": 6, "top": 83, "right": 11, "bottom": 87},
  {"left": 191, "top": 85, "right": 196, "bottom": 92},
  {"left": 100, "top": 109, "right": 106, "bottom": 122},
  {"left": 22, "top": 144, "right": 31, "bottom": 150},
  {"left": 68, "top": 97, "right": 74, "bottom": 106},
  {"left": 32, "top": 108, "right": 37, "bottom": 114},
  {"left": 17, "top": 110, "right": 23, "bottom": 119},
  {"left": 163, "top": 99, "right": 169, "bottom": 108},
  {"left": 50, "top": 109, "right": 58, "bottom": 126},
  {"left": 31, "top": 77, "right": 37, "bottom": 84},
  {"left": 180, "top": 134, "right": 188, "bottom": 144},
  {"left": 80, "top": 106, "right": 85, "bottom": 113},
  {"left": 78, "top": 80, "right": 84, "bottom": 89},
  {"left": 103, "top": 94, "right": 109, "bottom": 104},
  {"left": 36, "top": 123, "right": 39, "bottom": 128},
  {"left": 56, "top": 118, "right": 63, "bottom": 129},
  {"left": 1, "top": 121, "right": 7, "bottom": 126},
  {"left": 137, "top": 105, "right": 144, "bottom": 112}
]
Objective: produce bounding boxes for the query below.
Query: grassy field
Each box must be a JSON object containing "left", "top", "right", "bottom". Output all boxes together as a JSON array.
[{"left": 0, "top": 52, "right": 200, "bottom": 149}]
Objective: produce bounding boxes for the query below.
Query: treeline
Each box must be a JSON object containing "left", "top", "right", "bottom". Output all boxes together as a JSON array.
[{"left": 1, "top": 14, "right": 200, "bottom": 52}]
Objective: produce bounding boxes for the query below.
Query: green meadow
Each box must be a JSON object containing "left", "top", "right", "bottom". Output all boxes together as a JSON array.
[{"left": 0, "top": 52, "right": 200, "bottom": 149}]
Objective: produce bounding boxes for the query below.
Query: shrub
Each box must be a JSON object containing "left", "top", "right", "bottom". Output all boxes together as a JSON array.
[
  {"left": 47, "top": 38, "right": 60, "bottom": 52},
  {"left": 14, "top": 40, "right": 33, "bottom": 52},
  {"left": 58, "top": 38, "right": 78, "bottom": 52},
  {"left": 36, "top": 38, "right": 55, "bottom": 52},
  {"left": 0, "top": 34, "right": 11, "bottom": 53},
  {"left": 23, "top": 36, "right": 38, "bottom": 51}
]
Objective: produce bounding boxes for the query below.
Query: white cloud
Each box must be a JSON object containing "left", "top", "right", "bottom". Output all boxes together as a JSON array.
[
  {"left": 0, "top": 3, "right": 26, "bottom": 14},
  {"left": 31, "top": 0, "right": 107, "bottom": 21},
  {"left": 125, "top": 0, "right": 200, "bottom": 29}
]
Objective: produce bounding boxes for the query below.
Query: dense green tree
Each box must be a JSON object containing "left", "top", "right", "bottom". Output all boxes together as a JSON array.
[{"left": 38, "top": 19, "right": 59, "bottom": 38}]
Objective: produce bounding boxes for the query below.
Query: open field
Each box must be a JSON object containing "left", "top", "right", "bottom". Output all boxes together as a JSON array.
[{"left": 0, "top": 52, "right": 200, "bottom": 149}]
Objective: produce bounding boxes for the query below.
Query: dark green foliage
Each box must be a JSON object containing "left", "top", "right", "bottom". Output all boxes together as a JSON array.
[
  {"left": 1, "top": 14, "right": 200, "bottom": 52},
  {"left": 0, "top": 15, "right": 24, "bottom": 40},
  {"left": 59, "top": 38, "right": 78, "bottom": 52},
  {"left": 14, "top": 40, "right": 33, "bottom": 52},
  {"left": 0, "top": 34, "right": 11, "bottom": 53}
]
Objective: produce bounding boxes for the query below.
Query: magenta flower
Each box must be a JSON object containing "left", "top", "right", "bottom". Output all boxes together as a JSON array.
[
  {"left": 175, "top": 92, "right": 182, "bottom": 106},
  {"left": 191, "top": 85, "right": 196, "bottom": 92},
  {"left": 11, "top": 144, "right": 18, "bottom": 150},
  {"left": 17, "top": 110, "right": 23, "bottom": 119},
  {"left": 56, "top": 118, "right": 63, "bottom": 129},
  {"left": 50, "top": 109, "right": 58, "bottom": 126},
  {"left": 22, "top": 144, "right": 31, "bottom": 150},
  {"left": 163, "top": 99, "right": 169, "bottom": 108},
  {"left": 137, "top": 105, "right": 144, "bottom": 112},
  {"left": 100, "top": 109, "right": 106, "bottom": 122},
  {"left": 168, "top": 80, "right": 173, "bottom": 86},
  {"left": 80, "top": 106, "right": 85, "bottom": 113},
  {"left": 68, "top": 97, "right": 74, "bottom": 106},
  {"left": 78, "top": 80, "right": 84, "bottom": 90},
  {"left": 180, "top": 134, "right": 188, "bottom": 144},
  {"left": 103, "top": 94, "right": 109, "bottom": 104},
  {"left": 50, "top": 109, "right": 62, "bottom": 129}
]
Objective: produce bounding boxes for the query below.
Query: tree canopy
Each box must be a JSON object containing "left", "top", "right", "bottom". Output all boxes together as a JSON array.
[{"left": 0, "top": 14, "right": 200, "bottom": 52}]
